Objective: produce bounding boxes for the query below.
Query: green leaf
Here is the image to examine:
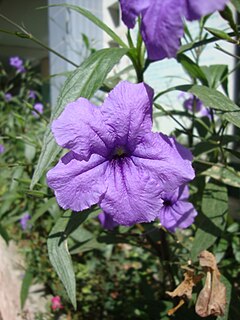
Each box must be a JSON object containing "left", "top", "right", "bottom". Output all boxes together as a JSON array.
[
  {"left": 201, "top": 165, "right": 240, "bottom": 188},
  {"left": 49, "top": 4, "right": 127, "bottom": 48},
  {"left": 200, "top": 64, "right": 228, "bottom": 93},
  {"left": 220, "top": 5, "right": 238, "bottom": 35},
  {"left": 48, "top": 211, "right": 77, "bottom": 309},
  {"left": 47, "top": 207, "right": 99, "bottom": 308},
  {"left": 191, "top": 183, "right": 228, "bottom": 261},
  {"left": 20, "top": 269, "right": 33, "bottom": 309},
  {"left": 188, "top": 85, "right": 240, "bottom": 128},
  {"left": 0, "top": 224, "right": 9, "bottom": 244},
  {"left": 31, "top": 197, "right": 57, "bottom": 223},
  {"left": 231, "top": 0, "right": 240, "bottom": 13},
  {"left": 205, "top": 27, "right": 236, "bottom": 43},
  {"left": 31, "top": 48, "right": 128, "bottom": 188},
  {"left": 177, "top": 53, "right": 208, "bottom": 85},
  {"left": 217, "top": 276, "right": 232, "bottom": 320}
]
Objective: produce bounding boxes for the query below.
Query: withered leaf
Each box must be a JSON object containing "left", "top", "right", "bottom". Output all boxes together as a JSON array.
[
  {"left": 167, "top": 268, "right": 203, "bottom": 300},
  {"left": 195, "top": 250, "right": 226, "bottom": 317}
]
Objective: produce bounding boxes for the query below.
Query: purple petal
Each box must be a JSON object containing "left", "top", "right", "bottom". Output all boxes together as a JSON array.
[
  {"left": 101, "top": 81, "right": 154, "bottom": 151},
  {"left": 98, "top": 212, "right": 118, "bottom": 230},
  {"left": 184, "top": 0, "right": 228, "bottom": 21},
  {"left": 141, "top": 0, "right": 184, "bottom": 60},
  {"left": 159, "top": 200, "right": 197, "bottom": 232},
  {"left": 47, "top": 152, "right": 108, "bottom": 212},
  {"left": 132, "top": 133, "right": 195, "bottom": 193},
  {"left": 119, "top": 0, "right": 150, "bottom": 28},
  {"left": 100, "top": 157, "right": 163, "bottom": 226},
  {"left": 52, "top": 98, "right": 114, "bottom": 161}
]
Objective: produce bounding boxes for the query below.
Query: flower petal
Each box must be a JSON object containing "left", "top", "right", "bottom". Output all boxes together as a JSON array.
[
  {"left": 119, "top": 0, "right": 150, "bottom": 28},
  {"left": 141, "top": 0, "right": 184, "bottom": 60},
  {"left": 52, "top": 98, "right": 113, "bottom": 160},
  {"left": 100, "top": 157, "right": 163, "bottom": 226},
  {"left": 132, "top": 132, "right": 195, "bottom": 193},
  {"left": 159, "top": 200, "right": 197, "bottom": 232},
  {"left": 101, "top": 81, "right": 154, "bottom": 151},
  {"left": 47, "top": 152, "right": 108, "bottom": 211},
  {"left": 184, "top": 0, "right": 228, "bottom": 21}
]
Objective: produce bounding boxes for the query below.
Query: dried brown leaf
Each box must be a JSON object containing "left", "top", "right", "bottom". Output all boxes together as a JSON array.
[
  {"left": 195, "top": 250, "right": 226, "bottom": 317},
  {"left": 167, "top": 268, "right": 203, "bottom": 300}
]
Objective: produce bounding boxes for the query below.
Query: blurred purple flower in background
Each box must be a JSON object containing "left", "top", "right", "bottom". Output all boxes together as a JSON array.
[
  {"left": 119, "top": 0, "right": 228, "bottom": 60},
  {"left": 20, "top": 212, "right": 31, "bottom": 230},
  {"left": 0, "top": 144, "right": 5, "bottom": 154},
  {"left": 4, "top": 93, "right": 12, "bottom": 102},
  {"left": 47, "top": 81, "right": 195, "bottom": 226},
  {"left": 158, "top": 184, "right": 197, "bottom": 232},
  {"left": 98, "top": 212, "right": 118, "bottom": 230},
  {"left": 32, "top": 102, "right": 44, "bottom": 118},
  {"left": 9, "top": 56, "right": 25, "bottom": 73},
  {"left": 28, "top": 90, "right": 36, "bottom": 100},
  {"left": 180, "top": 93, "right": 210, "bottom": 118}
]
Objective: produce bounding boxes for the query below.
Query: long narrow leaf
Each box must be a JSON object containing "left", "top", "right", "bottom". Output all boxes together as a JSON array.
[{"left": 49, "top": 4, "right": 128, "bottom": 48}]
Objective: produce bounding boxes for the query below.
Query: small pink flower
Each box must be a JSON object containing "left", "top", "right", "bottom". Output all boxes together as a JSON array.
[{"left": 51, "top": 296, "right": 63, "bottom": 311}]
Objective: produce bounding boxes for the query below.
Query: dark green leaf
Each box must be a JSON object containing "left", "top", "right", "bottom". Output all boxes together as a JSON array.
[
  {"left": 31, "top": 48, "right": 128, "bottom": 188},
  {"left": 20, "top": 269, "right": 33, "bottom": 309},
  {"left": 177, "top": 53, "right": 208, "bottom": 85},
  {"left": 0, "top": 224, "right": 9, "bottom": 244},
  {"left": 220, "top": 5, "right": 238, "bottom": 35},
  {"left": 191, "top": 183, "right": 228, "bottom": 261},
  {"left": 49, "top": 4, "right": 127, "bottom": 48}
]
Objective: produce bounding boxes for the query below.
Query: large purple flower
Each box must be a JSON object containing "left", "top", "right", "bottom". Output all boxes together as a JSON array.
[
  {"left": 47, "top": 81, "right": 195, "bottom": 226},
  {"left": 158, "top": 184, "right": 197, "bottom": 232},
  {"left": 119, "top": 0, "right": 228, "bottom": 60}
]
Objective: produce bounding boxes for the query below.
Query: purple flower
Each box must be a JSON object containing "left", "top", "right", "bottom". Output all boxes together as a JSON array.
[
  {"left": 181, "top": 93, "right": 210, "bottom": 118},
  {"left": 98, "top": 212, "right": 119, "bottom": 230},
  {"left": 32, "top": 103, "right": 44, "bottom": 118},
  {"left": 119, "top": 0, "right": 228, "bottom": 61},
  {"left": 5, "top": 93, "right": 12, "bottom": 102},
  {"left": 158, "top": 184, "right": 197, "bottom": 232},
  {"left": 20, "top": 213, "right": 31, "bottom": 230},
  {"left": 47, "top": 81, "right": 195, "bottom": 226},
  {"left": 9, "top": 56, "right": 25, "bottom": 73},
  {"left": 0, "top": 144, "right": 5, "bottom": 154},
  {"left": 28, "top": 90, "right": 36, "bottom": 100}
]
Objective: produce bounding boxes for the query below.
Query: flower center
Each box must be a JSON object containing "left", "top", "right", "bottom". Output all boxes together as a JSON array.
[
  {"left": 163, "top": 199, "right": 172, "bottom": 206},
  {"left": 112, "top": 146, "right": 127, "bottom": 160}
]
